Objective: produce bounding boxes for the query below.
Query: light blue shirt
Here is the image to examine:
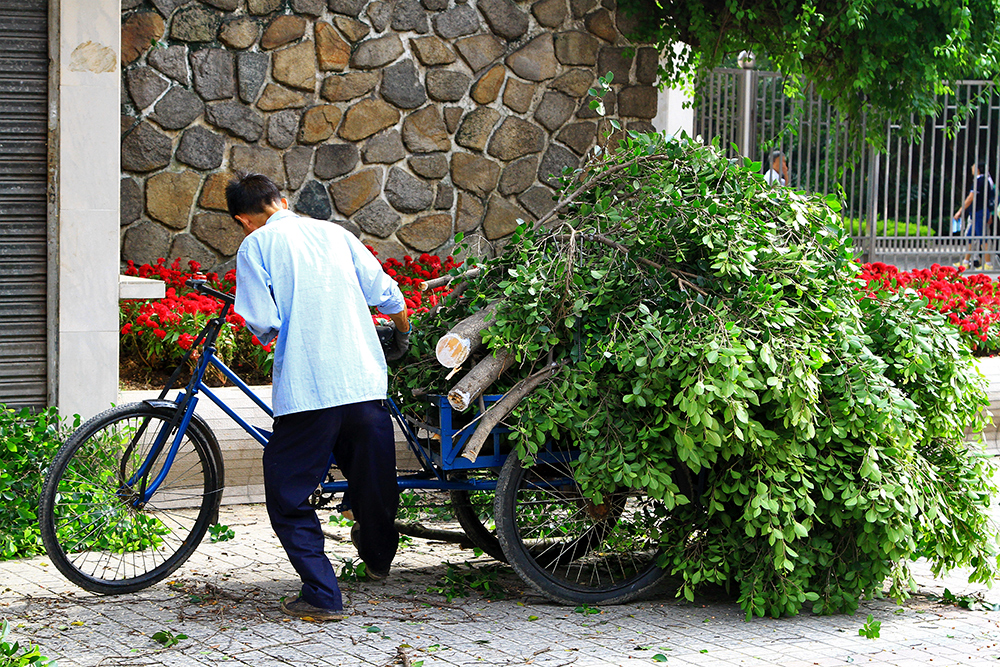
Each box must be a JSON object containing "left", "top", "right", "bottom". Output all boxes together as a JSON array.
[{"left": 234, "top": 208, "right": 405, "bottom": 416}]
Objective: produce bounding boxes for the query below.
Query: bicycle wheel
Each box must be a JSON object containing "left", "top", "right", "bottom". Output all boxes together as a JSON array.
[
  {"left": 39, "top": 403, "right": 223, "bottom": 594},
  {"left": 450, "top": 487, "right": 506, "bottom": 562},
  {"left": 495, "top": 442, "right": 668, "bottom": 605}
]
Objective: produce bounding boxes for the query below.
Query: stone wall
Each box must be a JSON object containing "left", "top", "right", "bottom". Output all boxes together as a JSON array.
[{"left": 120, "top": 0, "right": 658, "bottom": 270}]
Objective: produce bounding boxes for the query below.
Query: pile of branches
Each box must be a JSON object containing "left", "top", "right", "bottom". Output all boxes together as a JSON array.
[{"left": 393, "top": 132, "right": 999, "bottom": 618}]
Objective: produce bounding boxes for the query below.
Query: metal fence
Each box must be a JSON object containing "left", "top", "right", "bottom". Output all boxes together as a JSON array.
[{"left": 695, "top": 69, "right": 1000, "bottom": 270}]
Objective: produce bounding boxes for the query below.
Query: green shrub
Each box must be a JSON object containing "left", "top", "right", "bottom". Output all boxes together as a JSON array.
[
  {"left": 0, "top": 407, "right": 71, "bottom": 560},
  {"left": 0, "top": 619, "right": 55, "bottom": 666},
  {"left": 842, "top": 216, "right": 937, "bottom": 237}
]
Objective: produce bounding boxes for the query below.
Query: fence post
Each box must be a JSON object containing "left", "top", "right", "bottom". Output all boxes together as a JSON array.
[
  {"left": 737, "top": 67, "right": 755, "bottom": 158},
  {"left": 865, "top": 146, "right": 880, "bottom": 263}
]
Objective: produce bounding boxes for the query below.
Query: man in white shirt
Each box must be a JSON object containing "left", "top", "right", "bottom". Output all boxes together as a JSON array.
[
  {"left": 228, "top": 172, "right": 410, "bottom": 621},
  {"left": 764, "top": 149, "right": 789, "bottom": 186}
]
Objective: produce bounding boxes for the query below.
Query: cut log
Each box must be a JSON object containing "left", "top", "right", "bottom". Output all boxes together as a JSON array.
[
  {"left": 435, "top": 301, "right": 499, "bottom": 368},
  {"left": 448, "top": 350, "right": 515, "bottom": 411},
  {"left": 419, "top": 268, "right": 480, "bottom": 292}
]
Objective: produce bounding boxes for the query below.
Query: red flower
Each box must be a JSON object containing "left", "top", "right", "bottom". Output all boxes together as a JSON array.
[
  {"left": 153, "top": 328, "right": 167, "bottom": 340},
  {"left": 177, "top": 333, "right": 195, "bottom": 350},
  {"left": 120, "top": 323, "right": 133, "bottom": 335}
]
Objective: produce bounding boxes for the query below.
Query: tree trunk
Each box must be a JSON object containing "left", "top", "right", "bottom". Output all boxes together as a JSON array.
[
  {"left": 448, "top": 350, "right": 515, "bottom": 411},
  {"left": 435, "top": 301, "right": 499, "bottom": 368},
  {"left": 419, "top": 268, "right": 480, "bottom": 292}
]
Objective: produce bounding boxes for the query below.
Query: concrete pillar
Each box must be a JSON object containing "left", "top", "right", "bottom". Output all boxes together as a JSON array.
[{"left": 652, "top": 45, "right": 694, "bottom": 138}]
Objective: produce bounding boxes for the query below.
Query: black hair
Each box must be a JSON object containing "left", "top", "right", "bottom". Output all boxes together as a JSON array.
[
  {"left": 226, "top": 171, "right": 282, "bottom": 218},
  {"left": 976, "top": 160, "right": 988, "bottom": 175}
]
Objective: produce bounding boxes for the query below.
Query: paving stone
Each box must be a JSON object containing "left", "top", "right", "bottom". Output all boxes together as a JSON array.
[
  {"left": 257, "top": 83, "right": 308, "bottom": 110},
  {"left": 146, "top": 170, "right": 201, "bottom": 229},
  {"left": 366, "top": 0, "right": 392, "bottom": 30},
  {"left": 433, "top": 5, "right": 480, "bottom": 39},
  {"left": 206, "top": 101, "right": 265, "bottom": 141},
  {"left": 487, "top": 116, "right": 545, "bottom": 161},
  {"left": 284, "top": 146, "right": 314, "bottom": 189},
  {"left": 248, "top": 0, "right": 282, "bottom": 14},
  {"left": 538, "top": 142, "right": 580, "bottom": 187},
  {"left": 451, "top": 152, "right": 500, "bottom": 195},
  {"left": 148, "top": 44, "right": 189, "bottom": 85},
  {"left": 261, "top": 15, "right": 307, "bottom": 50},
  {"left": 534, "top": 90, "right": 577, "bottom": 131},
  {"left": 363, "top": 130, "right": 405, "bottom": 164},
  {"left": 294, "top": 180, "right": 333, "bottom": 220},
  {"left": 267, "top": 109, "right": 301, "bottom": 149},
  {"left": 455, "top": 34, "right": 505, "bottom": 73},
  {"left": 273, "top": 41, "right": 318, "bottom": 91},
  {"left": 557, "top": 120, "right": 597, "bottom": 155},
  {"left": 455, "top": 191, "right": 483, "bottom": 232},
  {"left": 585, "top": 8, "right": 618, "bottom": 43},
  {"left": 401, "top": 105, "right": 450, "bottom": 153},
  {"left": 121, "top": 122, "right": 172, "bottom": 172},
  {"left": 382, "top": 60, "right": 427, "bottom": 109},
  {"left": 477, "top": 0, "right": 529, "bottom": 40},
  {"left": 330, "top": 168, "right": 383, "bottom": 216},
  {"left": 506, "top": 34, "right": 557, "bottom": 81},
  {"left": 314, "top": 143, "right": 360, "bottom": 179},
  {"left": 219, "top": 17, "right": 260, "bottom": 50},
  {"left": 398, "top": 213, "right": 452, "bottom": 251},
  {"left": 483, "top": 193, "right": 529, "bottom": 238},
  {"left": 385, "top": 166, "right": 433, "bottom": 213},
  {"left": 291, "top": 0, "right": 326, "bottom": 16},
  {"left": 231, "top": 145, "right": 286, "bottom": 187},
  {"left": 351, "top": 34, "right": 404, "bottom": 70},
  {"left": 298, "top": 104, "right": 343, "bottom": 144},
  {"left": 171, "top": 5, "right": 222, "bottom": 42},
  {"left": 335, "top": 16, "right": 370, "bottom": 43},
  {"left": 121, "top": 177, "right": 143, "bottom": 226},
  {"left": 426, "top": 69, "right": 470, "bottom": 102},
  {"left": 321, "top": 71, "right": 379, "bottom": 102},
  {"left": 443, "top": 106, "right": 463, "bottom": 133},
  {"left": 551, "top": 68, "right": 594, "bottom": 97},
  {"left": 329, "top": 0, "right": 368, "bottom": 16},
  {"left": 353, "top": 198, "right": 400, "bottom": 237},
  {"left": 199, "top": 171, "right": 232, "bottom": 211},
  {"left": 192, "top": 211, "right": 243, "bottom": 254},
  {"left": 471, "top": 65, "right": 505, "bottom": 104},
  {"left": 571, "top": 0, "right": 597, "bottom": 18},
  {"left": 518, "top": 184, "right": 556, "bottom": 218},
  {"left": 123, "top": 10, "right": 165, "bottom": 63},
  {"left": 434, "top": 182, "right": 454, "bottom": 209},
  {"left": 498, "top": 155, "right": 538, "bottom": 195},
  {"left": 391, "top": 0, "right": 429, "bottom": 33},
  {"left": 339, "top": 99, "right": 400, "bottom": 141},
  {"left": 169, "top": 233, "right": 218, "bottom": 269},
  {"left": 618, "top": 85, "right": 657, "bottom": 118},
  {"left": 554, "top": 30, "right": 599, "bottom": 66},
  {"left": 176, "top": 125, "right": 225, "bottom": 170},
  {"left": 456, "top": 106, "right": 501, "bottom": 151},
  {"left": 238, "top": 51, "right": 270, "bottom": 104},
  {"left": 577, "top": 88, "right": 615, "bottom": 118},
  {"left": 190, "top": 48, "right": 235, "bottom": 100},
  {"left": 598, "top": 46, "right": 632, "bottom": 84},
  {"left": 409, "top": 153, "right": 449, "bottom": 179},
  {"left": 502, "top": 77, "right": 535, "bottom": 113},
  {"left": 636, "top": 46, "right": 658, "bottom": 85},
  {"left": 531, "top": 0, "right": 567, "bottom": 27},
  {"left": 126, "top": 66, "right": 168, "bottom": 110},
  {"left": 315, "top": 21, "right": 350, "bottom": 72},
  {"left": 122, "top": 219, "right": 171, "bottom": 266},
  {"left": 411, "top": 36, "right": 455, "bottom": 66}
]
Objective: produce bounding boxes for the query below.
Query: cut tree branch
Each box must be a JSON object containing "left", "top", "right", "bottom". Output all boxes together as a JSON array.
[
  {"left": 448, "top": 350, "right": 516, "bottom": 411},
  {"left": 435, "top": 301, "right": 500, "bottom": 368},
  {"left": 419, "top": 268, "right": 481, "bottom": 292}
]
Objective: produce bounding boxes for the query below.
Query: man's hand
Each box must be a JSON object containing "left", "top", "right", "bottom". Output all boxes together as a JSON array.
[{"left": 377, "top": 325, "right": 411, "bottom": 362}]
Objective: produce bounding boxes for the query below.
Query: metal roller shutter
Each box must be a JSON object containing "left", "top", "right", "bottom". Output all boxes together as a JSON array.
[{"left": 0, "top": 1, "right": 48, "bottom": 409}]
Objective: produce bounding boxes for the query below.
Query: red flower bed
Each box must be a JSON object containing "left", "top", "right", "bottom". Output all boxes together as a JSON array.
[
  {"left": 121, "top": 250, "right": 462, "bottom": 383},
  {"left": 858, "top": 262, "right": 1000, "bottom": 354}
]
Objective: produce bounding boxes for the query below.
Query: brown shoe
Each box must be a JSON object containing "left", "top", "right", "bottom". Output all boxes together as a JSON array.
[{"left": 280, "top": 597, "right": 346, "bottom": 622}]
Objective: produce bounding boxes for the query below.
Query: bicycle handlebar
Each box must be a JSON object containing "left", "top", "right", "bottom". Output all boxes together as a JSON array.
[{"left": 186, "top": 278, "right": 236, "bottom": 306}]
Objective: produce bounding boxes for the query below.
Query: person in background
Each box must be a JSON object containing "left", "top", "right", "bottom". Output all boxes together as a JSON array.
[
  {"left": 764, "top": 149, "right": 790, "bottom": 186},
  {"left": 954, "top": 161, "right": 996, "bottom": 269},
  {"left": 228, "top": 172, "right": 410, "bottom": 622}
]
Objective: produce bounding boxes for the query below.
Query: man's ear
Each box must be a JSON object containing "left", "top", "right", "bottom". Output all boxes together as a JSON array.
[{"left": 235, "top": 214, "right": 254, "bottom": 236}]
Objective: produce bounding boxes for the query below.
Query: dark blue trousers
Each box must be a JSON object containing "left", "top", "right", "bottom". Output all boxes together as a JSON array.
[{"left": 262, "top": 399, "right": 399, "bottom": 611}]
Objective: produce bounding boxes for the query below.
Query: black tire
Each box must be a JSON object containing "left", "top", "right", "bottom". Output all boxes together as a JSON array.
[
  {"left": 450, "top": 487, "right": 506, "bottom": 562},
  {"left": 495, "top": 443, "right": 667, "bottom": 605},
  {"left": 39, "top": 403, "right": 223, "bottom": 594}
]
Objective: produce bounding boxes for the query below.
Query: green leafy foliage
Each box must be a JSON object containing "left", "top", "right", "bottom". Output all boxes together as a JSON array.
[
  {"left": 0, "top": 619, "right": 55, "bottom": 667},
  {"left": 859, "top": 614, "right": 881, "bottom": 639},
  {"left": 394, "top": 129, "right": 999, "bottom": 618},
  {"left": 208, "top": 524, "right": 235, "bottom": 543},
  {"left": 150, "top": 630, "right": 187, "bottom": 648},
  {"left": 0, "top": 407, "right": 72, "bottom": 560}
]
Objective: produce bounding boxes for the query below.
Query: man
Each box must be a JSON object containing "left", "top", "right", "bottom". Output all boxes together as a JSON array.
[
  {"left": 763, "top": 149, "right": 789, "bottom": 187},
  {"left": 954, "top": 161, "right": 996, "bottom": 269},
  {"left": 228, "top": 172, "right": 410, "bottom": 621}
]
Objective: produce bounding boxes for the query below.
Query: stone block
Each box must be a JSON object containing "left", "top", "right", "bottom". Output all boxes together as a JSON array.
[
  {"left": 330, "top": 168, "right": 383, "bottom": 216},
  {"left": 238, "top": 52, "right": 270, "bottom": 104},
  {"left": 267, "top": 109, "right": 301, "bottom": 149},
  {"left": 121, "top": 122, "right": 172, "bottom": 173},
  {"left": 557, "top": 121, "right": 597, "bottom": 155},
  {"left": 314, "top": 143, "right": 360, "bottom": 179},
  {"left": 315, "top": 21, "right": 350, "bottom": 72},
  {"left": 219, "top": 17, "right": 260, "bottom": 50},
  {"left": 339, "top": 99, "right": 400, "bottom": 141},
  {"left": 570, "top": 0, "right": 597, "bottom": 18},
  {"left": 455, "top": 34, "right": 504, "bottom": 73},
  {"left": 122, "top": 12, "right": 165, "bottom": 66},
  {"left": 121, "top": 177, "right": 143, "bottom": 226},
  {"left": 171, "top": 5, "right": 222, "bottom": 42},
  {"left": 299, "top": 104, "right": 343, "bottom": 144},
  {"left": 354, "top": 198, "right": 401, "bottom": 237},
  {"left": 262, "top": 15, "right": 307, "bottom": 50},
  {"left": 531, "top": 0, "right": 567, "bottom": 27},
  {"left": 585, "top": 9, "right": 618, "bottom": 43},
  {"left": 412, "top": 36, "right": 455, "bottom": 66},
  {"left": 409, "top": 153, "right": 449, "bottom": 179},
  {"left": 487, "top": 117, "right": 545, "bottom": 161},
  {"left": 402, "top": 105, "right": 450, "bottom": 153},
  {"left": 506, "top": 34, "right": 557, "bottom": 81},
  {"left": 366, "top": 0, "right": 392, "bottom": 30},
  {"left": 146, "top": 170, "right": 201, "bottom": 229},
  {"left": 499, "top": 155, "right": 538, "bottom": 195},
  {"left": 382, "top": 60, "right": 427, "bottom": 109},
  {"left": 176, "top": 125, "right": 225, "bottom": 170},
  {"left": 330, "top": 0, "right": 368, "bottom": 15},
  {"left": 122, "top": 220, "right": 171, "bottom": 267},
  {"left": 534, "top": 91, "right": 577, "bottom": 131},
  {"left": 398, "top": 213, "right": 452, "bottom": 252},
  {"left": 451, "top": 152, "right": 500, "bottom": 196},
  {"left": 292, "top": 0, "right": 326, "bottom": 15},
  {"left": 616, "top": 7, "right": 640, "bottom": 37},
  {"left": 200, "top": 172, "right": 231, "bottom": 211},
  {"left": 434, "top": 183, "right": 454, "bottom": 210},
  {"left": 422, "top": 0, "right": 448, "bottom": 9},
  {"left": 190, "top": 48, "right": 235, "bottom": 101},
  {"left": 363, "top": 130, "right": 405, "bottom": 164},
  {"left": 248, "top": 0, "right": 282, "bottom": 14},
  {"left": 426, "top": 69, "right": 470, "bottom": 102},
  {"left": 598, "top": 46, "right": 632, "bottom": 84},
  {"left": 351, "top": 34, "right": 404, "bottom": 69},
  {"left": 552, "top": 68, "right": 594, "bottom": 97},
  {"left": 433, "top": 5, "right": 480, "bottom": 39},
  {"left": 577, "top": 88, "right": 615, "bottom": 118},
  {"left": 230, "top": 145, "right": 286, "bottom": 187},
  {"left": 285, "top": 146, "right": 314, "bottom": 189},
  {"left": 169, "top": 233, "right": 218, "bottom": 270},
  {"left": 538, "top": 143, "right": 580, "bottom": 188},
  {"left": 193, "top": 212, "right": 243, "bottom": 255},
  {"left": 518, "top": 185, "right": 556, "bottom": 218},
  {"left": 257, "top": 83, "right": 308, "bottom": 110},
  {"left": 335, "top": 16, "right": 370, "bottom": 42},
  {"left": 148, "top": 44, "right": 189, "bottom": 85},
  {"left": 152, "top": 0, "right": 185, "bottom": 18},
  {"left": 392, "top": 0, "right": 429, "bottom": 33},
  {"left": 453, "top": 232, "right": 494, "bottom": 260},
  {"left": 471, "top": 65, "right": 505, "bottom": 104},
  {"left": 385, "top": 166, "right": 433, "bottom": 213},
  {"left": 127, "top": 67, "right": 168, "bottom": 110},
  {"left": 321, "top": 71, "right": 379, "bottom": 101},
  {"left": 294, "top": 180, "right": 333, "bottom": 220},
  {"left": 364, "top": 236, "right": 407, "bottom": 261},
  {"left": 444, "top": 106, "right": 463, "bottom": 133},
  {"left": 456, "top": 107, "right": 501, "bottom": 151},
  {"left": 503, "top": 78, "right": 535, "bottom": 113},
  {"left": 455, "top": 191, "right": 484, "bottom": 232},
  {"left": 273, "top": 41, "right": 318, "bottom": 91},
  {"left": 554, "top": 31, "right": 599, "bottom": 66},
  {"left": 636, "top": 47, "right": 658, "bottom": 85},
  {"left": 477, "top": 0, "right": 529, "bottom": 40},
  {"left": 206, "top": 101, "right": 265, "bottom": 141},
  {"left": 483, "top": 193, "right": 529, "bottom": 239},
  {"left": 618, "top": 85, "right": 657, "bottom": 118}
]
